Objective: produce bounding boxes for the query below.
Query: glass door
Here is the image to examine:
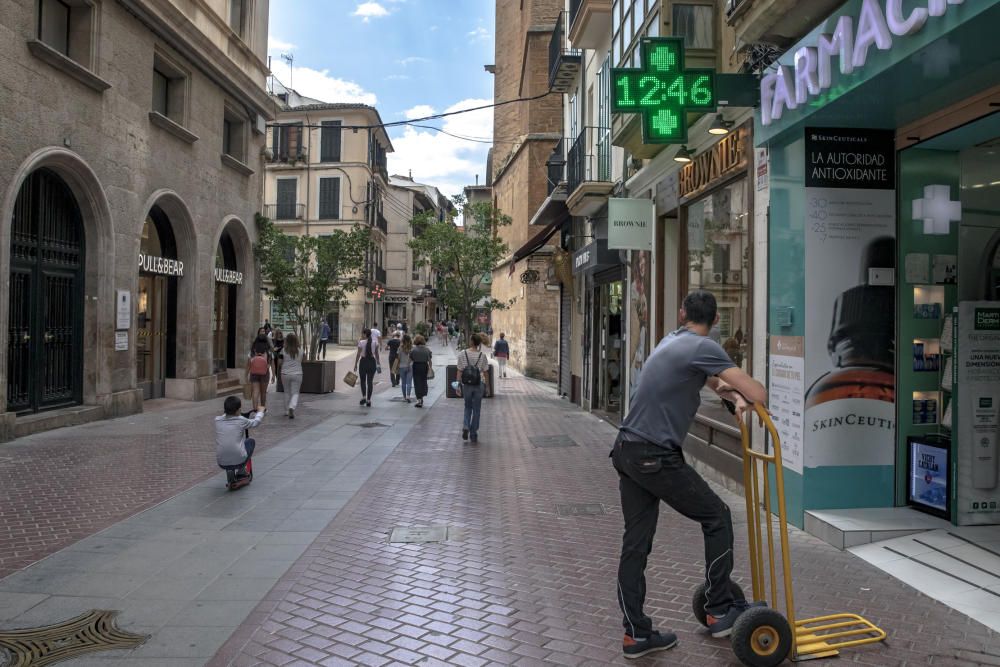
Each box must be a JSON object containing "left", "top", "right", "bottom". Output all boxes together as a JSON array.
[
  {"left": 598, "top": 280, "right": 624, "bottom": 419},
  {"left": 137, "top": 274, "right": 167, "bottom": 399}
]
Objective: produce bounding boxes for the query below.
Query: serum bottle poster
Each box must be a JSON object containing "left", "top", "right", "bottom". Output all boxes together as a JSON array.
[{"left": 803, "top": 128, "right": 896, "bottom": 470}]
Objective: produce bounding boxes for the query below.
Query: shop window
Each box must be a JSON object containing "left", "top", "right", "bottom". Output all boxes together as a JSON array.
[
  {"left": 685, "top": 178, "right": 750, "bottom": 422},
  {"left": 671, "top": 3, "right": 714, "bottom": 50}
]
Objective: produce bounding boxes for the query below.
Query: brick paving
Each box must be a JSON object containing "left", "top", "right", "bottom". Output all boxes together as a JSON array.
[
  {"left": 0, "top": 348, "right": 381, "bottom": 581},
  {"left": 208, "top": 376, "right": 1000, "bottom": 667}
]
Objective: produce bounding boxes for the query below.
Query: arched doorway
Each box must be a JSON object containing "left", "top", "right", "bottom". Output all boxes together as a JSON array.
[
  {"left": 7, "top": 169, "right": 85, "bottom": 414},
  {"left": 213, "top": 230, "right": 241, "bottom": 372},
  {"left": 137, "top": 206, "right": 181, "bottom": 399}
]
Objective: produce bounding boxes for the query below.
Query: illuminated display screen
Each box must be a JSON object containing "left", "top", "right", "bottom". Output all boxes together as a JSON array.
[{"left": 611, "top": 38, "right": 716, "bottom": 144}]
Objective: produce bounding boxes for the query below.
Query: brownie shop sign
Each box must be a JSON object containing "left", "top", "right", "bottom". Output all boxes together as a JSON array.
[{"left": 608, "top": 198, "right": 655, "bottom": 251}]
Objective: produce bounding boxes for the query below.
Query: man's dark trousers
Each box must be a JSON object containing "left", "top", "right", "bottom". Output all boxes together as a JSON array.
[{"left": 611, "top": 435, "right": 737, "bottom": 638}]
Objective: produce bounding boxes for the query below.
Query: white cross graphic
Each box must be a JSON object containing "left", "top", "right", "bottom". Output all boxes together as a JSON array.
[{"left": 912, "top": 184, "right": 961, "bottom": 235}]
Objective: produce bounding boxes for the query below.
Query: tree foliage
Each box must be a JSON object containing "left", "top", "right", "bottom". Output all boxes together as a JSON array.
[
  {"left": 408, "top": 198, "right": 513, "bottom": 346},
  {"left": 255, "top": 213, "right": 371, "bottom": 360}
]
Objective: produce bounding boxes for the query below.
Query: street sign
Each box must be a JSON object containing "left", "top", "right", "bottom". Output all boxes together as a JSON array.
[{"left": 611, "top": 37, "right": 716, "bottom": 144}]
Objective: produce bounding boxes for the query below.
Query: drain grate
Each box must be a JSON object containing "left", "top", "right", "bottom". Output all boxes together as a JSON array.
[
  {"left": 389, "top": 525, "right": 449, "bottom": 543},
  {"left": 557, "top": 503, "right": 607, "bottom": 517},
  {"left": 530, "top": 435, "right": 578, "bottom": 448},
  {"left": 0, "top": 610, "right": 147, "bottom": 666},
  {"left": 351, "top": 422, "right": 389, "bottom": 428}
]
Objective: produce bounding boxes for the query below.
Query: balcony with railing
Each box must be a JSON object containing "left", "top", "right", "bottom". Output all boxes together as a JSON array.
[
  {"left": 568, "top": 0, "right": 612, "bottom": 50},
  {"left": 725, "top": 0, "right": 844, "bottom": 47},
  {"left": 264, "top": 203, "right": 305, "bottom": 221},
  {"left": 374, "top": 266, "right": 387, "bottom": 285},
  {"left": 566, "top": 126, "right": 613, "bottom": 217},
  {"left": 548, "top": 11, "right": 581, "bottom": 93}
]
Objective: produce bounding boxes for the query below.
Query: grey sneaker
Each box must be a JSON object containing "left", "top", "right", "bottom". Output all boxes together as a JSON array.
[
  {"left": 622, "top": 631, "right": 678, "bottom": 659},
  {"left": 707, "top": 601, "right": 764, "bottom": 638}
]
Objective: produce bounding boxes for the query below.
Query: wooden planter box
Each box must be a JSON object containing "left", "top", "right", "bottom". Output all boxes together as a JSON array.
[{"left": 301, "top": 360, "right": 336, "bottom": 393}]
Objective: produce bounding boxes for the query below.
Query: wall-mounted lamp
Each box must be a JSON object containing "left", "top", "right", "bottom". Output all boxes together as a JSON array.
[
  {"left": 708, "top": 114, "right": 733, "bottom": 136},
  {"left": 673, "top": 145, "right": 693, "bottom": 163},
  {"left": 912, "top": 184, "right": 961, "bottom": 235}
]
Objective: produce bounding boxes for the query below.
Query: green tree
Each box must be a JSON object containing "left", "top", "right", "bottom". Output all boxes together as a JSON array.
[
  {"left": 409, "top": 198, "right": 512, "bottom": 347},
  {"left": 255, "top": 213, "right": 371, "bottom": 360}
]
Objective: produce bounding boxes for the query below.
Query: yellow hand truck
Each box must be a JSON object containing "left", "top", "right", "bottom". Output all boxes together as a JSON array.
[{"left": 691, "top": 402, "right": 887, "bottom": 666}]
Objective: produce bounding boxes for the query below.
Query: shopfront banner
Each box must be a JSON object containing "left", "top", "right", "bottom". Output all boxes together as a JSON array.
[
  {"left": 769, "top": 336, "right": 805, "bottom": 474},
  {"left": 803, "top": 128, "right": 896, "bottom": 470},
  {"left": 956, "top": 301, "right": 1000, "bottom": 525},
  {"left": 608, "top": 198, "right": 654, "bottom": 251}
]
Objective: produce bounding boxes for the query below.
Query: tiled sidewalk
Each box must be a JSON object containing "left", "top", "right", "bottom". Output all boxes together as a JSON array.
[
  {"left": 210, "top": 377, "right": 1000, "bottom": 667},
  {"left": 0, "top": 347, "right": 362, "bottom": 580}
]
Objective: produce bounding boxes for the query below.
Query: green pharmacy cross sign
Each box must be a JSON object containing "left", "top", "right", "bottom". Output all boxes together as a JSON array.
[{"left": 611, "top": 38, "right": 716, "bottom": 144}]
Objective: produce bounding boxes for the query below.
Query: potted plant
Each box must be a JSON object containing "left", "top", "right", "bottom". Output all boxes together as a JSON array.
[{"left": 255, "top": 213, "right": 371, "bottom": 393}]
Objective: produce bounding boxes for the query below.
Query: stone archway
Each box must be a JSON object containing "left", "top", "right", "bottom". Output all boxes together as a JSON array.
[
  {"left": 134, "top": 191, "right": 200, "bottom": 395},
  {"left": 0, "top": 148, "right": 116, "bottom": 426},
  {"left": 212, "top": 216, "right": 256, "bottom": 372}
]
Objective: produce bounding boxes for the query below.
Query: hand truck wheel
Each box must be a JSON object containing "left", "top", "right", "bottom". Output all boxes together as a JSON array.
[
  {"left": 731, "top": 606, "right": 792, "bottom": 667},
  {"left": 691, "top": 581, "right": 746, "bottom": 628}
]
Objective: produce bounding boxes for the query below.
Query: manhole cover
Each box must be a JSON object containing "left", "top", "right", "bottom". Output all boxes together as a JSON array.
[
  {"left": 0, "top": 610, "right": 147, "bottom": 666},
  {"left": 557, "top": 503, "right": 607, "bottom": 517},
  {"left": 351, "top": 422, "right": 389, "bottom": 428},
  {"left": 530, "top": 435, "right": 578, "bottom": 448},
  {"left": 389, "top": 526, "right": 448, "bottom": 543}
]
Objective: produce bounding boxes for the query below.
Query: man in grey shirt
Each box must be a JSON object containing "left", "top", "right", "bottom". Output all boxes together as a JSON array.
[{"left": 611, "top": 290, "right": 767, "bottom": 659}]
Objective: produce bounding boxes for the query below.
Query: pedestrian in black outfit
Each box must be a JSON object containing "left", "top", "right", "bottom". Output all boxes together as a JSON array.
[
  {"left": 353, "top": 328, "right": 380, "bottom": 407},
  {"left": 387, "top": 331, "right": 401, "bottom": 387},
  {"left": 611, "top": 290, "right": 768, "bottom": 660},
  {"left": 409, "top": 335, "right": 432, "bottom": 408}
]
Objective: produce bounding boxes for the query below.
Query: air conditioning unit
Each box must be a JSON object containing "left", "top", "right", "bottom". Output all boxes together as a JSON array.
[
  {"left": 727, "top": 271, "right": 742, "bottom": 284},
  {"left": 710, "top": 272, "right": 724, "bottom": 284}
]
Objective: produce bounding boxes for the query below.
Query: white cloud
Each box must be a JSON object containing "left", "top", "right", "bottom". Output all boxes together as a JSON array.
[
  {"left": 385, "top": 74, "right": 411, "bottom": 81},
  {"left": 389, "top": 98, "right": 493, "bottom": 200},
  {"left": 397, "top": 56, "right": 429, "bottom": 66},
  {"left": 270, "top": 58, "right": 377, "bottom": 106},
  {"left": 404, "top": 104, "right": 435, "bottom": 120},
  {"left": 353, "top": 2, "right": 389, "bottom": 21},
  {"left": 267, "top": 36, "right": 296, "bottom": 53},
  {"left": 468, "top": 26, "right": 489, "bottom": 41}
]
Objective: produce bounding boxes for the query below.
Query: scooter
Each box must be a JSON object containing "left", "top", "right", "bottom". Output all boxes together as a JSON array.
[{"left": 220, "top": 411, "right": 256, "bottom": 491}]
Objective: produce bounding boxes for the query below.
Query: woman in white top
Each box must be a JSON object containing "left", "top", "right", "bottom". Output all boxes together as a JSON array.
[{"left": 281, "top": 333, "right": 304, "bottom": 419}]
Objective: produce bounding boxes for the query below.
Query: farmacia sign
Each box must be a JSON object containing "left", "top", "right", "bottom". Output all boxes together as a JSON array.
[{"left": 761, "top": 0, "right": 965, "bottom": 126}]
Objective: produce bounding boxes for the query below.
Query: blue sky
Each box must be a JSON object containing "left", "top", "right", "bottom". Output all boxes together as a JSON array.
[{"left": 268, "top": 1, "right": 496, "bottom": 198}]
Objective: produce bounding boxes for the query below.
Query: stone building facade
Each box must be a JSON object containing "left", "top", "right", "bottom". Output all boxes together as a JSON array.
[
  {"left": 262, "top": 90, "right": 393, "bottom": 344},
  {"left": 0, "top": 0, "right": 273, "bottom": 439},
  {"left": 489, "top": 0, "right": 564, "bottom": 381}
]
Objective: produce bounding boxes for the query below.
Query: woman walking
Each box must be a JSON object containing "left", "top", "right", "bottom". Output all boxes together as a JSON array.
[
  {"left": 493, "top": 332, "right": 510, "bottom": 378},
  {"left": 410, "top": 335, "right": 433, "bottom": 408},
  {"left": 387, "top": 331, "right": 401, "bottom": 388},
  {"left": 246, "top": 332, "right": 272, "bottom": 408},
  {"left": 353, "top": 328, "right": 380, "bottom": 407},
  {"left": 272, "top": 328, "right": 285, "bottom": 390},
  {"left": 457, "top": 333, "right": 491, "bottom": 443},
  {"left": 397, "top": 334, "right": 414, "bottom": 403},
  {"left": 281, "top": 333, "right": 303, "bottom": 418}
]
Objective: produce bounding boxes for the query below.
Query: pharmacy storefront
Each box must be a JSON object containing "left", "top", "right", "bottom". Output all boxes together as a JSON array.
[{"left": 757, "top": 0, "right": 1000, "bottom": 526}]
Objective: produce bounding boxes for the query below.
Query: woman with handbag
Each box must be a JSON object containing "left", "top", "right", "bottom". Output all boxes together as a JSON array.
[
  {"left": 353, "top": 328, "right": 380, "bottom": 407},
  {"left": 397, "top": 334, "right": 414, "bottom": 403},
  {"left": 410, "top": 335, "right": 433, "bottom": 408},
  {"left": 386, "top": 331, "right": 401, "bottom": 388}
]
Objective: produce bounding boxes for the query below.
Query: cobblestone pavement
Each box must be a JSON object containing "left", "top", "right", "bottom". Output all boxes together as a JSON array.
[
  {"left": 208, "top": 375, "right": 1000, "bottom": 667},
  {"left": 0, "top": 347, "right": 369, "bottom": 580}
]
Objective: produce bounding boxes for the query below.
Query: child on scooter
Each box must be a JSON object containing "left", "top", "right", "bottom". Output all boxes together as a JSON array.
[{"left": 215, "top": 396, "right": 265, "bottom": 485}]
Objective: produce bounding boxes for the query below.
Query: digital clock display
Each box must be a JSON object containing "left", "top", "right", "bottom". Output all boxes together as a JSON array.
[{"left": 611, "top": 38, "right": 716, "bottom": 144}]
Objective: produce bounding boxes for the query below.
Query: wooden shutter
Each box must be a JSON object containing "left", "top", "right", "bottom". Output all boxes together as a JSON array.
[
  {"left": 319, "top": 178, "right": 340, "bottom": 219},
  {"left": 321, "top": 121, "right": 342, "bottom": 162},
  {"left": 276, "top": 179, "right": 297, "bottom": 219}
]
